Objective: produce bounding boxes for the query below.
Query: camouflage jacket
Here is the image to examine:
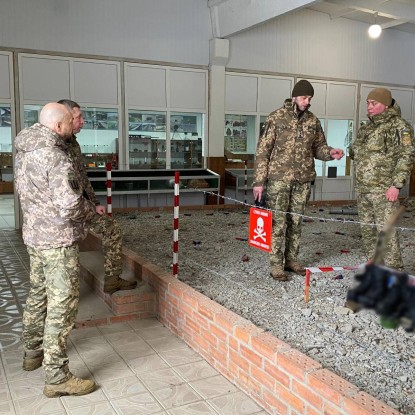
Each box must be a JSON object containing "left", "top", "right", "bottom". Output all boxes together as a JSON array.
[
  {"left": 253, "top": 99, "right": 333, "bottom": 186},
  {"left": 14, "top": 123, "right": 96, "bottom": 249},
  {"left": 349, "top": 101, "right": 415, "bottom": 193},
  {"left": 65, "top": 136, "right": 100, "bottom": 205}
]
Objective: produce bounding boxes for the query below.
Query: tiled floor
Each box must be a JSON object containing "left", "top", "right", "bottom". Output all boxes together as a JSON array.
[
  {"left": 0, "top": 194, "right": 15, "bottom": 229},
  {"left": 0, "top": 196, "right": 268, "bottom": 415}
]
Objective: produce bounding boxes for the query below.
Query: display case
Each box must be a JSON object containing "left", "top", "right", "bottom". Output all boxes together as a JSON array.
[{"left": 87, "top": 168, "right": 220, "bottom": 208}]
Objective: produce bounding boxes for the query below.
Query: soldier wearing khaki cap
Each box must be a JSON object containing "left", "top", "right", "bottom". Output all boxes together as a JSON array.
[{"left": 349, "top": 88, "right": 415, "bottom": 270}]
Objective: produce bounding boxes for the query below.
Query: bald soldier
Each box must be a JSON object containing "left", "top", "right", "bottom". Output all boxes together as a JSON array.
[
  {"left": 14, "top": 103, "right": 97, "bottom": 397},
  {"left": 349, "top": 88, "right": 415, "bottom": 270}
]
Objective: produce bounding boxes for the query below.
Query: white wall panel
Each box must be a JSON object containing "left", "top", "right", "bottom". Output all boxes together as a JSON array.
[
  {"left": 307, "top": 81, "right": 326, "bottom": 117},
  {"left": 327, "top": 83, "right": 357, "bottom": 118},
  {"left": 73, "top": 61, "right": 119, "bottom": 105},
  {"left": 259, "top": 77, "right": 293, "bottom": 114},
  {"left": 0, "top": 0, "right": 211, "bottom": 66},
  {"left": 0, "top": 53, "right": 11, "bottom": 100},
  {"left": 225, "top": 74, "right": 258, "bottom": 112},
  {"left": 20, "top": 56, "right": 70, "bottom": 101},
  {"left": 360, "top": 85, "right": 414, "bottom": 121},
  {"left": 227, "top": 8, "right": 415, "bottom": 86},
  {"left": 170, "top": 70, "right": 207, "bottom": 111},
  {"left": 126, "top": 65, "right": 167, "bottom": 108}
]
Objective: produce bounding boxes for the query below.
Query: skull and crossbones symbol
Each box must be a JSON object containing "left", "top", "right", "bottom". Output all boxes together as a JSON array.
[{"left": 253, "top": 217, "right": 266, "bottom": 242}]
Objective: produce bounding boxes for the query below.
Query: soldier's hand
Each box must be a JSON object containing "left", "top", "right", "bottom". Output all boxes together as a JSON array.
[
  {"left": 330, "top": 148, "right": 344, "bottom": 160},
  {"left": 385, "top": 186, "right": 399, "bottom": 202},
  {"left": 253, "top": 186, "right": 263, "bottom": 202},
  {"left": 95, "top": 205, "right": 107, "bottom": 215}
]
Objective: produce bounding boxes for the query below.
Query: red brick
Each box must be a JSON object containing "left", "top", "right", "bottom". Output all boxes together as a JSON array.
[
  {"left": 198, "top": 298, "right": 224, "bottom": 321},
  {"left": 210, "top": 343, "right": 228, "bottom": 367},
  {"left": 278, "top": 349, "right": 321, "bottom": 381},
  {"left": 343, "top": 391, "right": 401, "bottom": 415},
  {"left": 251, "top": 332, "right": 291, "bottom": 363},
  {"left": 251, "top": 365, "right": 276, "bottom": 393},
  {"left": 240, "top": 344, "right": 263, "bottom": 367},
  {"left": 264, "top": 360, "right": 290, "bottom": 388},
  {"left": 229, "top": 349, "right": 250, "bottom": 372},
  {"left": 278, "top": 384, "right": 305, "bottom": 413},
  {"left": 321, "top": 402, "right": 344, "bottom": 415},
  {"left": 263, "top": 390, "right": 289, "bottom": 415},
  {"left": 199, "top": 327, "right": 217, "bottom": 347},
  {"left": 210, "top": 324, "right": 227, "bottom": 343},
  {"left": 229, "top": 336, "right": 239, "bottom": 351},
  {"left": 308, "top": 369, "right": 358, "bottom": 406},
  {"left": 215, "top": 310, "right": 246, "bottom": 333},
  {"left": 292, "top": 379, "right": 323, "bottom": 411},
  {"left": 235, "top": 324, "right": 263, "bottom": 345}
]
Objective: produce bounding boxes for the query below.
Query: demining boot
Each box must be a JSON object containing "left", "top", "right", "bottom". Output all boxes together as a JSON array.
[
  {"left": 43, "top": 373, "right": 96, "bottom": 398},
  {"left": 270, "top": 266, "right": 291, "bottom": 281},
  {"left": 284, "top": 261, "right": 306, "bottom": 276},
  {"left": 104, "top": 277, "right": 137, "bottom": 294},
  {"left": 23, "top": 351, "right": 44, "bottom": 371}
]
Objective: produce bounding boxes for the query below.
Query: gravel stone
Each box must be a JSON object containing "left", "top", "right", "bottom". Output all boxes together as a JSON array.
[{"left": 115, "top": 202, "right": 415, "bottom": 414}]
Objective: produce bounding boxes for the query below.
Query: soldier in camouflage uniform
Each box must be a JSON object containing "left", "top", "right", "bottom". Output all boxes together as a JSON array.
[
  {"left": 58, "top": 100, "right": 137, "bottom": 294},
  {"left": 14, "top": 103, "right": 97, "bottom": 397},
  {"left": 253, "top": 80, "right": 344, "bottom": 281},
  {"left": 349, "top": 88, "right": 415, "bottom": 270}
]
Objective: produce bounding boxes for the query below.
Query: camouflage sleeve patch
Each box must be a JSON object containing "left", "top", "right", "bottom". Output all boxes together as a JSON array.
[
  {"left": 401, "top": 130, "right": 412, "bottom": 146},
  {"left": 67, "top": 172, "right": 81, "bottom": 193}
]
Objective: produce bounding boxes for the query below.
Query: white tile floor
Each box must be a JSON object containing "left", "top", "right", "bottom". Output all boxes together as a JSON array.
[{"left": 0, "top": 195, "right": 269, "bottom": 415}]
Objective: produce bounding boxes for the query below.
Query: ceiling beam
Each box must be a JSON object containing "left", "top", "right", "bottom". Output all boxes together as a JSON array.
[
  {"left": 208, "top": 0, "right": 321, "bottom": 38},
  {"left": 381, "top": 18, "right": 409, "bottom": 29},
  {"left": 327, "top": 0, "right": 415, "bottom": 22}
]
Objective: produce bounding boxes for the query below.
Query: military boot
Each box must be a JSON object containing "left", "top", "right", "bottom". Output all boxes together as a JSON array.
[
  {"left": 104, "top": 276, "right": 137, "bottom": 294},
  {"left": 43, "top": 373, "right": 96, "bottom": 398},
  {"left": 270, "top": 266, "right": 291, "bottom": 281},
  {"left": 23, "top": 351, "right": 44, "bottom": 371},
  {"left": 284, "top": 261, "right": 306, "bottom": 276}
]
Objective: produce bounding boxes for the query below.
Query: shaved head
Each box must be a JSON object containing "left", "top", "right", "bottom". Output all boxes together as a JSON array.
[{"left": 39, "top": 103, "right": 73, "bottom": 139}]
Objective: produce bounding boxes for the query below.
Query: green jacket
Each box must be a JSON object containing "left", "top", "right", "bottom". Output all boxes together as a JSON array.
[
  {"left": 253, "top": 99, "right": 333, "bottom": 187},
  {"left": 349, "top": 101, "right": 415, "bottom": 193}
]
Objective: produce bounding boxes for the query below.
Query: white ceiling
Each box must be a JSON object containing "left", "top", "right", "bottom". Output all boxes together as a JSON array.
[{"left": 208, "top": 0, "right": 415, "bottom": 37}]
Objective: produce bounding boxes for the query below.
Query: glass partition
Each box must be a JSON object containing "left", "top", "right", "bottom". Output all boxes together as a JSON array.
[
  {"left": 0, "top": 105, "right": 12, "bottom": 168},
  {"left": 224, "top": 114, "right": 256, "bottom": 162},
  {"left": 170, "top": 112, "right": 204, "bottom": 169},
  {"left": 128, "top": 111, "right": 167, "bottom": 169},
  {"left": 23, "top": 105, "right": 120, "bottom": 169},
  {"left": 326, "top": 119, "right": 353, "bottom": 177},
  {"left": 77, "top": 107, "right": 119, "bottom": 169}
]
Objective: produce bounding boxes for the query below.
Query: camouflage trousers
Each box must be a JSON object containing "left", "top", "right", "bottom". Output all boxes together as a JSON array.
[
  {"left": 90, "top": 213, "right": 122, "bottom": 280},
  {"left": 23, "top": 244, "right": 80, "bottom": 384},
  {"left": 357, "top": 192, "right": 403, "bottom": 270},
  {"left": 266, "top": 180, "right": 311, "bottom": 268}
]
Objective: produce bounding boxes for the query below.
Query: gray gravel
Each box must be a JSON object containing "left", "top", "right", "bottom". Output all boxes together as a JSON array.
[{"left": 115, "top": 202, "right": 415, "bottom": 414}]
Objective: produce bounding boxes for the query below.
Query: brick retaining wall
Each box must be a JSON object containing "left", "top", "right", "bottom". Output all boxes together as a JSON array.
[{"left": 83, "top": 232, "right": 401, "bottom": 415}]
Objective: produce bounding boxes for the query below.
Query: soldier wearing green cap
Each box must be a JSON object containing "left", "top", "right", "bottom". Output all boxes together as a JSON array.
[
  {"left": 253, "top": 79, "right": 344, "bottom": 281},
  {"left": 349, "top": 88, "right": 415, "bottom": 270}
]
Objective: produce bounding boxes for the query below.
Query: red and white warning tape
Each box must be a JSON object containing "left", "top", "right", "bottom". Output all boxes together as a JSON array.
[{"left": 172, "top": 171, "right": 180, "bottom": 278}]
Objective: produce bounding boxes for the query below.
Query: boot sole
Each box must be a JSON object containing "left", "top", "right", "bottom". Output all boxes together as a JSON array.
[{"left": 43, "top": 384, "right": 96, "bottom": 398}]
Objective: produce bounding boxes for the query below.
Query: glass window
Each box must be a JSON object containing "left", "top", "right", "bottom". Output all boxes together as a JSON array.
[
  {"left": 128, "top": 111, "right": 167, "bottom": 169},
  {"left": 315, "top": 118, "right": 325, "bottom": 177},
  {"left": 326, "top": 119, "right": 353, "bottom": 177},
  {"left": 77, "top": 107, "right": 119, "bottom": 169},
  {"left": 0, "top": 105, "right": 12, "bottom": 164},
  {"left": 23, "top": 105, "right": 120, "bottom": 170},
  {"left": 224, "top": 114, "right": 256, "bottom": 166},
  {"left": 170, "top": 112, "right": 204, "bottom": 169}
]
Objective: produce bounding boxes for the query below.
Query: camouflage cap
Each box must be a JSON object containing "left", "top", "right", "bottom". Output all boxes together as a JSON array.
[{"left": 367, "top": 88, "right": 392, "bottom": 106}]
